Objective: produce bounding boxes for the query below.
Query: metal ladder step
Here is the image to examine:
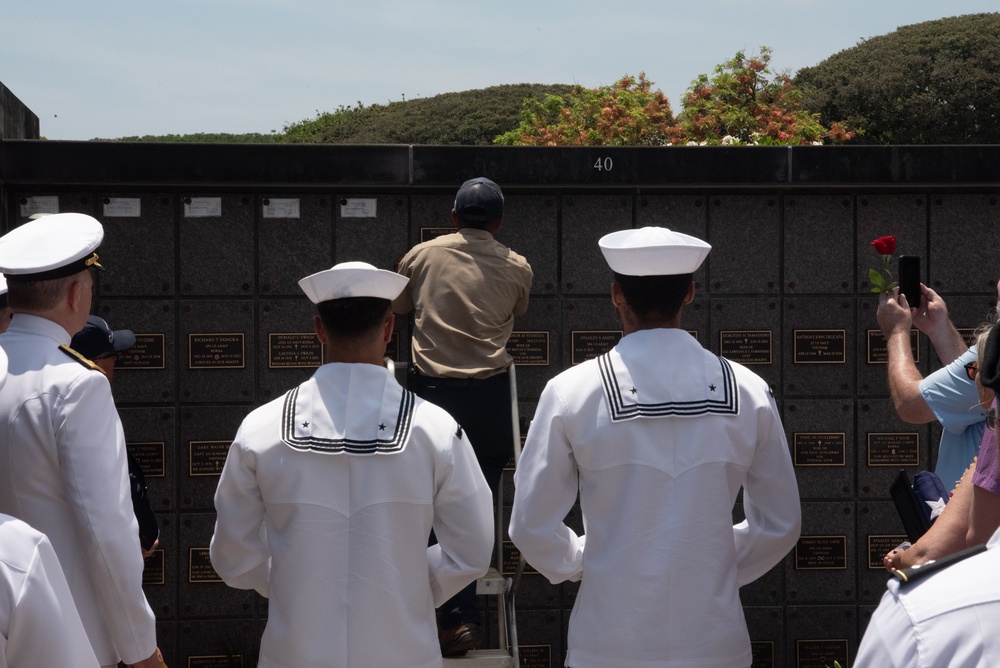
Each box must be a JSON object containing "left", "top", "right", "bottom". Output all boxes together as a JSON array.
[{"left": 443, "top": 649, "right": 515, "bottom": 668}]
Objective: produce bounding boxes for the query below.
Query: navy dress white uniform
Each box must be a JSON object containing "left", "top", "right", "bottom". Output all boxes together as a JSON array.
[
  {"left": 211, "top": 262, "right": 494, "bottom": 668},
  {"left": 855, "top": 532, "right": 1000, "bottom": 667},
  {"left": 0, "top": 512, "right": 100, "bottom": 667},
  {"left": 0, "top": 214, "right": 157, "bottom": 668},
  {"left": 509, "top": 228, "right": 802, "bottom": 668}
]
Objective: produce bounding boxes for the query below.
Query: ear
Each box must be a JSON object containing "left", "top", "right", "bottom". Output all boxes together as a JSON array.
[
  {"left": 313, "top": 314, "right": 328, "bottom": 345},
  {"left": 611, "top": 282, "right": 625, "bottom": 308},
  {"left": 451, "top": 210, "right": 462, "bottom": 229},
  {"left": 683, "top": 281, "right": 696, "bottom": 305},
  {"left": 66, "top": 277, "right": 84, "bottom": 312}
]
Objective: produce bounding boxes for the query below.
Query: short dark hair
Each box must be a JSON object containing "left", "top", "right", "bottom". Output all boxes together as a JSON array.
[
  {"left": 614, "top": 272, "right": 694, "bottom": 322},
  {"left": 316, "top": 297, "right": 391, "bottom": 339}
]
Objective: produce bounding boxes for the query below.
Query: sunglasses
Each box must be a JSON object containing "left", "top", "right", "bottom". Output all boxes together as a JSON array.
[{"left": 966, "top": 361, "right": 979, "bottom": 381}]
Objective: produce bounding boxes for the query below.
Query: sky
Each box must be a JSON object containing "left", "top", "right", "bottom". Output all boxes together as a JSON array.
[{"left": 3, "top": 1, "right": 998, "bottom": 141}]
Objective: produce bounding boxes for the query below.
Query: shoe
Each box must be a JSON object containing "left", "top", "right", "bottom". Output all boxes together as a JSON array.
[{"left": 439, "top": 622, "right": 479, "bottom": 657}]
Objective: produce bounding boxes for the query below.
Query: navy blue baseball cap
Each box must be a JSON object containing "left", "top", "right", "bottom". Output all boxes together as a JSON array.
[
  {"left": 454, "top": 177, "right": 504, "bottom": 223},
  {"left": 71, "top": 315, "right": 136, "bottom": 360}
]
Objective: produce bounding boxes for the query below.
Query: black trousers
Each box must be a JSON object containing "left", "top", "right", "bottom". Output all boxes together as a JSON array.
[{"left": 413, "top": 369, "right": 514, "bottom": 627}]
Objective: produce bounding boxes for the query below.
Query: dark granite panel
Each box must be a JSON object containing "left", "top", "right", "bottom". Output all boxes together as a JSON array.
[
  {"left": 334, "top": 193, "right": 409, "bottom": 270},
  {"left": 179, "top": 300, "right": 255, "bottom": 403},
  {"left": 856, "top": 398, "right": 931, "bottom": 498},
  {"left": 707, "top": 196, "right": 780, "bottom": 294},
  {"left": 792, "top": 145, "right": 1000, "bottom": 186},
  {"left": 635, "top": 194, "right": 709, "bottom": 292},
  {"left": 783, "top": 297, "right": 854, "bottom": 397},
  {"left": 710, "top": 297, "right": 782, "bottom": 391},
  {"left": 514, "top": 609, "right": 563, "bottom": 668},
  {"left": 857, "top": 500, "right": 907, "bottom": 605},
  {"left": 179, "top": 194, "right": 255, "bottom": 296},
  {"left": 258, "top": 194, "right": 333, "bottom": 296},
  {"left": 745, "top": 607, "right": 785, "bottom": 668},
  {"left": 155, "top": 621, "right": 176, "bottom": 668},
  {"left": 785, "top": 605, "right": 856, "bottom": 668},
  {"left": 739, "top": 559, "right": 786, "bottom": 608},
  {"left": 783, "top": 399, "right": 855, "bottom": 500},
  {"left": 178, "top": 406, "right": 247, "bottom": 511},
  {"left": 561, "top": 194, "right": 632, "bottom": 294},
  {"left": 178, "top": 513, "right": 254, "bottom": 618},
  {"left": 930, "top": 195, "right": 1000, "bottom": 294},
  {"left": 786, "top": 502, "right": 855, "bottom": 604},
  {"left": 784, "top": 195, "right": 855, "bottom": 294},
  {"left": 96, "top": 299, "right": 177, "bottom": 404},
  {"left": 560, "top": 297, "right": 620, "bottom": 369},
  {"left": 257, "top": 299, "right": 321, "bottom": 404},
  {"left": 142, "top": 513, "right": 176, "bottom": 620},
  {"left": 118, "top": 407, "right": 177, "bottom": 512},
  {"left": 410, "top": 192, "right": 454, "bottom": 232},
  {"left": 97, "top": 193, "right": 175, "bottom": 296},
  {"left": 504, "top": 194, "right": 559, "bottom": 295},
  {"left": 856, "top": 195, "right": 928, "bottom": 293},
  {"left": 178, "top": 618, "right": 258, "bottom": 666},
  {"left": 511, "top": 296, "right": 559, "bottom": 401}
]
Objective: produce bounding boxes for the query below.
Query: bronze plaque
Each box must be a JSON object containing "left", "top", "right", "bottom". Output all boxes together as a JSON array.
[
  {"left": 795, "top": 639, "right": 848, "bottom": 668},
  {"left": 142, "top": 549, "right": 165, "bottom": 586},
  {"left": 719, "top": 331, "right": 772, "bottom": 365},
  {"left": 188, "top": 547, "right": 223, "bottom": 583},
  {"left": 419, "top": 227, "right": 455, "bottom": 242},
  {"left": 509, "top": 331, "right": 550, "bottom": 366},
  {"left": 793, "top": 433, "right": 846, "bottom": 467},
  {"left": 687, "top": 329, "right": 699, "bottom": 341},
  {"left": 189, "top": 333, "right": 245, "bottom": 369},
  {"left": 793, "top": 329, "right": 846, "bottom": 364},
  {"left": 868, "top": 535, "right": 909, "bottom": 570},
  {"left": 794, "top": 535, "right": 847, "bottom": 570},
  {"left": 867, "top": 432, "right": 920, "bottom": 467},
  {"left": 268, "top": 333, "right": 323, "bottom": 369},
  {"left": 502, "top": 540, "right": 538, "bottom": 576},
  {"left": 127, "top": 441, "right": 166, "bottom": 477},
  {"left": 571, "top": 330, "right": 623, "bottom": 365},
  {"left": 189, "top": 656, "right": 241, "bottom": 668},
  {"left": 189, "top": 440, "right": 231, "bottom": 477},
  {"left": 751, "top": 641, "right": 774, "bottom": 668},
  {"left": 118, "top": 334, "right": 166, "bottom": 370},
  {"left": 958, "top": 327, "right": 977, "bottom": 347},
  {"left": 518, "top": 645, "right": 552, "bottom": 668},
  {"left": 867, "top": 328, "right": 920, "bottom": 364}
]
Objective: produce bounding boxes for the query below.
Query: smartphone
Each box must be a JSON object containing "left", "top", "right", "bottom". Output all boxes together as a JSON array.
[{"left": 898, "top": 255, "right": 921, "bottom": 308}]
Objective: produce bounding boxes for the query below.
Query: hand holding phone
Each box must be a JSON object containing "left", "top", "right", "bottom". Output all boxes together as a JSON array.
[{"left": 898, "top": 255, "right": 921, "bottom": 309}]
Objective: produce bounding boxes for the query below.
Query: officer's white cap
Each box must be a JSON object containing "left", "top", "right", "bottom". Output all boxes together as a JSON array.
[
  {"left": 298, "top": 261, "right": 408, "bottom": 304},
  {"left": 599, "top": 226, "right": 711, "bottom": 276},
  {"left": 0, "top": 213, "right": 104, "bottom": 281}
]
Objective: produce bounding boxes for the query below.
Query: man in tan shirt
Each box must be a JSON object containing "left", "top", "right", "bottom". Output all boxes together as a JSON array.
[{"left": 393, "top": 176, "right": 533, "bottom": 655}]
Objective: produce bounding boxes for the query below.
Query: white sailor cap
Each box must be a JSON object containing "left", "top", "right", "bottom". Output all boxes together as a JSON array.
[
  {"left": 298, "top": 261, "right": 408, "bottom": 304},
  {"left": 0, "top": 213, "right": 105, "bottom": 282},
  {"left": 599, "top": 226, "right": 711, "bottom": 276}
]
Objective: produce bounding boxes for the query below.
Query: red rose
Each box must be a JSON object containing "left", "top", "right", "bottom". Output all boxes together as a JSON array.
[{"left": 871, "top": 235, "right": 896, "bottom": 255}]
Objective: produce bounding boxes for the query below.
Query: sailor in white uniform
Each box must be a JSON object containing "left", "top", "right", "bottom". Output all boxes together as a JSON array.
[
  {"left": 210, "top": 261, "right": 494, "bottom": 668},
  {"left": 0, "top": 214, "right": 161, "bottom": 668},
  {"left": 509, "top": 227, "right": 801, "bottom": 668}
]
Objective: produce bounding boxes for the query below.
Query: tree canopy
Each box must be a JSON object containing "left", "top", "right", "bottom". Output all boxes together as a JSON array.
[{"left": 794, "top": 13, "right": 1000, "bottom": 144}]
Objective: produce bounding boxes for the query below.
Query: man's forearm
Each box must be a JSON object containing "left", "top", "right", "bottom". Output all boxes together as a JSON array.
[
  {"left": 885, "top": 329, "right": 936, "bottom": 423},
  {"left": 926, "top": 319, "right": 968, "bottom": 366}
]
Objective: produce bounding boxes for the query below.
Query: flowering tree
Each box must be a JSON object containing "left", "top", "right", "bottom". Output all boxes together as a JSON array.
[
  {"left": 494, "top": 73, "right": 682, "bottom": 146},
  {"left": 678, "top": 47, "right": 853, "bottom": 145}
]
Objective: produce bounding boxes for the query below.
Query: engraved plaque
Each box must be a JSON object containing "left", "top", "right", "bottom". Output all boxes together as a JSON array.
[
  {"left": 571, "top": 330, "right": 623, "bottom": 365},
  {"left": 867, "top": 432, "right": 920, "bottom": 467},
  {"left": 189, "top": 656, "right": 241, "bottom": 667},
  {"left": 142, "top": 549, "right": 165, "bottom": 586},
  {"left": 188, "top": 547, "right": 223, "bottom": 583},
  {"left": 795, "top": 639, "right": 848, "bottom": 668},
  {"left": 509, "top": 331, "right": 550, "bottom": 366},
  {"left": 751, "top": 641, "right": 774, "bottom": 668},
  {"left": 792, "top": 433, "right": 846, "bottom": 467},
  {"left": 128, "top": 441, "right": 166, "bottom": 477},
  {"left": 189, "top": 333, "right": 245, "bottom": 369},
  {"left": 502, "top": 540, "right": 538, "bottom": 576},
  {"left": 794, "top": 535, "right": 848, "bottom": 570},
  {"left": 793, "top": 329, "right": 846, "bottom": 364},
  {"left": 719, "top": 331, "right": 772, "bottom": 365},
  {"left": 118, "top": 334, "right": 166, "bottom": 370},
  {"left": 958, "top": 327, "right": 978, "bottom": 347},
  {"left": 189, "top": 440, "right": 231, "bottom": 477},
  {"left": 867, "top": 329, "right": 920, "bottom": 364},
  {"left": 518, "top": 645, "right": 552, "bottom": 668},
  {"left": 419, "top": 227, "right": 455, "bottom": 242},
  {"left": 268, "top": 333, "right": 322, "bottom": 369},
  {"left": 868, "top": 535, "right": 909, "bottom": 570}
]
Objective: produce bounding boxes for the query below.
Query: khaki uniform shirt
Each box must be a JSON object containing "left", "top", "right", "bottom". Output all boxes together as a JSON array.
[{"left": 393, "top": 227, "right": 532, "bottom": 379}]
